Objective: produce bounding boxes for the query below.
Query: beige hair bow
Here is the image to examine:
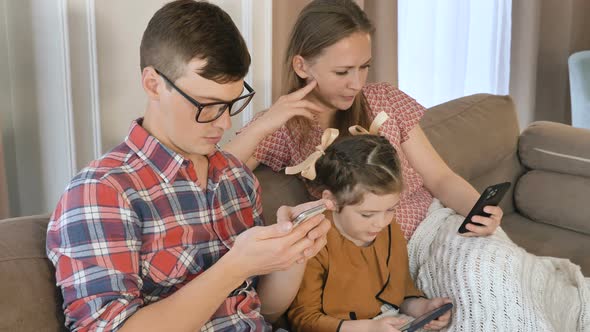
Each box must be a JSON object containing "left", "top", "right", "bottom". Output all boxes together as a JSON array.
[
  {"left": 285, "top": 128, "right": 340, "bottom": 180},
  {"left": 348, "top": 111, "right": 389, "bottom": 135}
]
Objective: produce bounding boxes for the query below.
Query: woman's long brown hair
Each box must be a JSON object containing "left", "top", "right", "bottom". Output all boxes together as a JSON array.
[{"left": 283, "top": 0, "right": 375, "bottom": 139}]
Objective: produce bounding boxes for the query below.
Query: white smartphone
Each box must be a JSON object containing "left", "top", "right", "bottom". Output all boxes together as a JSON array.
[{"left": 292, "top": 203, "right": 327, "bottom": 227}]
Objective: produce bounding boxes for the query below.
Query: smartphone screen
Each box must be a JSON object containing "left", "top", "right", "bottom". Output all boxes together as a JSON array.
[
  {"left": 400, "top": 302, "right": 453, "bottom": 332},
  {"left": 458, "top": 182, "right": 511, "bottom": 234},
  {"left": 292, "top": 203, "right": 327, "bottom": 227}
]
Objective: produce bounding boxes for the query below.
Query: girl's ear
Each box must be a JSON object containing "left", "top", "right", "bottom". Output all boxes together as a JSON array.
[
  {"left": 292, "top": 55, "right": 310, "bottom": 80},
  {"left": 321, "top": 190, "right": 337, "bottom": 206}
]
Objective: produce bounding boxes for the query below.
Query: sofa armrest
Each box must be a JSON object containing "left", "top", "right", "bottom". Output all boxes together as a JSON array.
[
  {"left": 518, "top": 121, "right": 590, "bottom": 178},
  {"left": 516, "top": 121, "right": 590, "bottom": 235}
]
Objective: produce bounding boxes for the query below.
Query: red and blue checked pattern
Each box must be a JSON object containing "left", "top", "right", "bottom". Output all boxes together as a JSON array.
[
  {"left": 47, "top": 119, "right": 270, "bottom": 332},
  {"left": 251, "top": 83, "right": 434, "bottom": 239}
]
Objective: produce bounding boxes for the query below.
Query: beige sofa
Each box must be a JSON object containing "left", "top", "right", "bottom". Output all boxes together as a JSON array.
[{"left": 1, "top": 94, "right": 588, "bottom": 331}]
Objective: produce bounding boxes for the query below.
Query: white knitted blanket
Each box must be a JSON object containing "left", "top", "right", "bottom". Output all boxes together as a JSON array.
[{"left": 407, "top": 200, "right": 590, "bottom": 331}]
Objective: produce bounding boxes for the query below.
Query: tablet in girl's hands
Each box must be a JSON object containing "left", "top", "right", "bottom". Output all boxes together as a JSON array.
[{"left": 400, "top": 302, "right": 453, "bottom": 332}]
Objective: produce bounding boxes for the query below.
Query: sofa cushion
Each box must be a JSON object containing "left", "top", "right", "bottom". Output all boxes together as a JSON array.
[
  {"left": 519, "top": 121, "right": 590, "bottom": 178},
  {"left": 515, "top": 170, "right": 590, "bottom": 235},
  {"left": 420, "top": 94, "right": 523, "bottom": 213},
  {"left": 502, "top": 213, "right": 590, "bottom": 276},
  {"left": 467, "top": 152, "right": 522, "bottom": 214},
  {"left": 254, "top": 164, "right": 310, "bottom": 226},
  {"left": 0, "top": 214, "right": 65, "bottom": 331},
  {"left": 420, "top": 94, "right": 520, "bottom": 181}
]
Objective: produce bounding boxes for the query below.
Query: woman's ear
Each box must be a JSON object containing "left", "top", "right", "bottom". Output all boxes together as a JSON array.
[{"left": 292, "top": 55, "right": 310, "bottom": 80}]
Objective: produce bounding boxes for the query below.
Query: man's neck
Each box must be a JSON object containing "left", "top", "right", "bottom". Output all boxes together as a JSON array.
[
  {"left": 143, "top": 109, "right": 210, "bottom": 183},
  {"left": 191, "top": 155, "right": 209, "bottom": 188}
]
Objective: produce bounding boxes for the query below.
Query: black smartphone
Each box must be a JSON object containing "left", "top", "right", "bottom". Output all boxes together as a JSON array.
[
  {"left": 458, "top": 182, "right": 511, "bottom": 234},
  {"left": 292, "top": 203, "right": 327, "bottom": 227},
  {"left": 400, "top": 302, "right": 453, "bottom": 332}
]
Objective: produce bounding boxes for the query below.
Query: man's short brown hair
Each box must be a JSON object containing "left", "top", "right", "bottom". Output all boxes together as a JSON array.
[{"left": 140, "top": 0, "right": 251, "bottom": 83}]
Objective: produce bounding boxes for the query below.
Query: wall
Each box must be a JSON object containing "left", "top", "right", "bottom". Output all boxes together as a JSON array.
[
  {"left": 509, "top": 0, "right": 541, "bottom": 128},
  {"left": 364, "top": 0, "right": 397, "bottom": 86},
  {"left": 94, "top": 0, "right": 152, "bottom": 153},
  {"left": 68, "top": 0, "right": 102, "bottom": 171},
  {"left": 0, "top": 0, "right": 13, "bottom": 218},
  {"left": 533, "top": 0, "right": 590, "bottom": 125},
  {"left": 271, "top": 0, "right": 311, "bottom": 100},
  {"left": 1, "top": 0, "right": 76, "bottom": 216}
]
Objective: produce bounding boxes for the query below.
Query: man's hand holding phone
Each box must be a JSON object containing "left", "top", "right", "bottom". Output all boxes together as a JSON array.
[
  {"left": 276, "top": 200, "right": 333, "bottom": 264},
  {"left": 228, "top": 199, "right": 333, "bottom": 278}
]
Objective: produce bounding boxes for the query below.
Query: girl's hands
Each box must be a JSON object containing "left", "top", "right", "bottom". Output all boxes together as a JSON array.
[
  {"left": 370, "top": 317, "right": 408, "bottom": 332},
  {"left": 420, "top": 297, "right": 452, "bottom": 330},
  {"left": 341, "top": 317, "right": 407, "bottom": 332}
]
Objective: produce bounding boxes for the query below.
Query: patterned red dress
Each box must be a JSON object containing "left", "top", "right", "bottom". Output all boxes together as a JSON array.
[{"left": 249, "top": 83, "right": 434, "bottom": 239}]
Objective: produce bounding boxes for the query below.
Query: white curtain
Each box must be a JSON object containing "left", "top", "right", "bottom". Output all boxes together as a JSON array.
[{"left": 398, "top": 0, "right": 512, "bottom": 108}]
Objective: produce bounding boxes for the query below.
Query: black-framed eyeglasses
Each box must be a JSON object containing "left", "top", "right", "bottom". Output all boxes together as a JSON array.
[{"left": 155, "top": 69, "right": 255, "bottom": 123}]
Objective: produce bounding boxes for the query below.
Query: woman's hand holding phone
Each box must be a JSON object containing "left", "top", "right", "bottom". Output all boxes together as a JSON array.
[
  {"left": 461, "top": 205, "right": 504, "bottom": 237},
  {"left": 458, "top": 182, "right": 510, "bottom": 237}
]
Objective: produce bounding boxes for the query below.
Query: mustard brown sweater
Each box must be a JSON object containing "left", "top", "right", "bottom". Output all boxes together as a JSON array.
[{"left": 287, "top": 213, "right": 423, "bottom": 332}]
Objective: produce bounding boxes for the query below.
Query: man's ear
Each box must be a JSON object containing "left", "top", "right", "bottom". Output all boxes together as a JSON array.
[
  {"left": 292, "top": 55, "right": 310, "bottom": 80},
  {"left": 142, "top": 67, "right": 162, "bottom": 101}
]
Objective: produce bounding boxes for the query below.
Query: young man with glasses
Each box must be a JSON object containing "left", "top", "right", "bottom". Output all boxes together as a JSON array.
[{"left": 46, "top": 1, "right": 331, "bottom": 331}]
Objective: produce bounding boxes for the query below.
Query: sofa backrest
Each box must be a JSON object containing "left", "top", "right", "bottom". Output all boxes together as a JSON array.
[
  {"left": 254, "top": 164, "right": 311, "bottom": 226},
  {"left": 420, "top": 94, "right": 523, "bottom": 214},
  {"left": 255, "top": 94, "right": 524, "bottom": 219},
  {"left": 0, "top": 214, "right": 66, "bottom": 331}
]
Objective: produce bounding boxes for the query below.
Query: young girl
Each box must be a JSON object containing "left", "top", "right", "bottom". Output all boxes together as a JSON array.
[{"left": 286, "top": 134, "right": 451, "bottom": 332}]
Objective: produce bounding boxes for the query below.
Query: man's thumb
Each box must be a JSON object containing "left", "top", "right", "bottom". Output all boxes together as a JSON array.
[{"left": 257, "top": 221, "right": 292, "bottom": 240}]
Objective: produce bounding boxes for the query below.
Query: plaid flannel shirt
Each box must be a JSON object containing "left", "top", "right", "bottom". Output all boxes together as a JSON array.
[{"left": 46, "top": 119, "right": 270, "bottom": 331}]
